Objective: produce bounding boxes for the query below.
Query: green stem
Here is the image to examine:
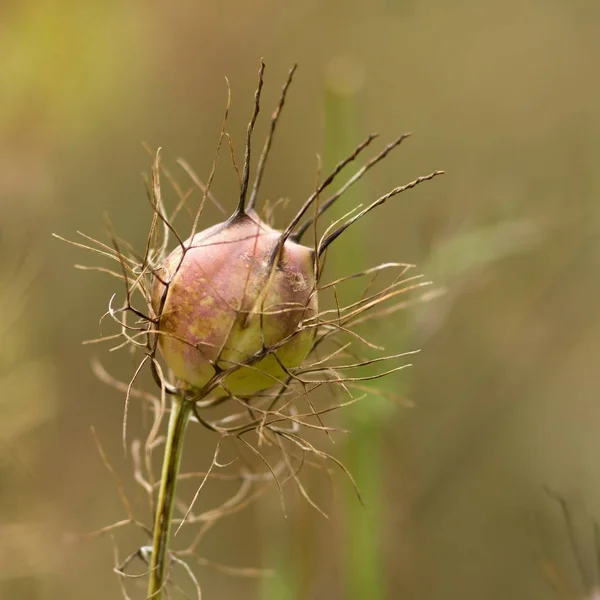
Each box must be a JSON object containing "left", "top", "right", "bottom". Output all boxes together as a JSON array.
[{"left": 147, "top": 395, "right": 191, "bottom": 599}]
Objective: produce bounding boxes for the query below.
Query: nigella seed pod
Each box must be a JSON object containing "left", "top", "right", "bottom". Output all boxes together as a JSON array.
[
  {"left": 58, "top": 60, "right": 445, "bottom": 600},
  {"left": 152, "top": 211, "right": 317, "bottom": 395}
]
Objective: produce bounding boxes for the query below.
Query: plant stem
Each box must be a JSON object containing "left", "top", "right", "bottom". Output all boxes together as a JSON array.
[
  {"left": 323, "top": 62, "right": 387, "bottom": 600},
  {"left": 147, "top": 395, "right": 191, "bottom": 599}
]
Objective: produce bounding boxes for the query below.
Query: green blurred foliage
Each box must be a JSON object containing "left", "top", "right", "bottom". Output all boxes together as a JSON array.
[{"left": 2, "top": 0, "right": 600, "bottom": 598}]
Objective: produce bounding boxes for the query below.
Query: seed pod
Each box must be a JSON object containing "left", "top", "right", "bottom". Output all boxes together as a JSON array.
[{"left": 152, "top": 211, "right": 317, "bottom": 395}]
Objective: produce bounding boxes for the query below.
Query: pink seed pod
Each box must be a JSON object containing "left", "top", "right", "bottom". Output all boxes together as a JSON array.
[{"left": 152, "top": 211, "right": 318, "bottom": 395}]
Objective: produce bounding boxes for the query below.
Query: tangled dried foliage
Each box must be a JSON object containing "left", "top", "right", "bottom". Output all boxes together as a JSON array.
[{"left": 56, "top": 61, "right": 443, "bottom": 599}]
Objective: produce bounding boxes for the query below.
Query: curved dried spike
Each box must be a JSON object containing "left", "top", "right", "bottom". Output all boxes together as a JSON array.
[
  {"left": 131, "top": 439, "right": 154, "bottom": 499},
  {"left": 170, "top": 554, "right": 202, "bottom": 600},
  {"left": 52, "top": 233, "right": 135, "bottom": 270},
  {"left": 338, "top": 280, "right": 434, "bottom": 326},
  {"left": 317, "top": 262, "right": 414, "bottom": 291},
  {"left": 143, "top": 141, "right": 226, "bottom": 215},
  {"left": 177, "top": 159, "right": 225, "bottom": 215},
  {"left": 226, "top": 133, "right": 242, "bottom": 187},
  {"left": 175, "top": 438, "right": 224, "bottom": 535},
  {"left": 319, "top": 170, "right": 445, "bottom": 256},
  {"left": 313, "top": 273, "right": 427, "bottom": 321},
  {"left": 297, "top": 349, "right": 421, "bottom": 375},
  {"left": 74, "top": 263, "right": 126, "bottom": 282},
  {"left": 188, "top": 77, "right": 232, "bottom": 240},
  {"left": 91, "top": 427, "right": 134, "bottom": 519},
  {"left": 291, "top": 133, "right": 412, "bottom": 243},
  {"left": 150, "top": 148, "right": 177, "bottom": 263},
  {"left": 237, "top": 436, "right": 286, "bottom": 516},
  {"left": 236, "top": 59, "right": 266, "bottom": 217},
  {"left": 122, "top": 355, "right": 150, "bottom": 453},
  {"left": 275, "top": 435, "right": 329, "bottom": 518},
  {"left": 177, "top": 476, "right": 257, "bottom": 528},
  {"left": 278, "top": 431, "right": 364, "bottom": 505},
  {"left": 278, "top": 133, "right": 379, "bottom": 245},
  {"left": 104, "top": 214, "right": 156, "bottom": 324},
  {"left": 112, "top": 544, "right": 136, "bottom": 600},
  {"left": 247, "top": 63, "right": 298, "bottom": 211},
  {"left": 193, "top": 556, "right": 274, "bottom": 579}
]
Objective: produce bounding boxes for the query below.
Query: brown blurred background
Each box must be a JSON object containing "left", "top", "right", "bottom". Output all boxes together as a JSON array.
[{"left": 2, "top": 0, "right": 600, "bottom": 598}]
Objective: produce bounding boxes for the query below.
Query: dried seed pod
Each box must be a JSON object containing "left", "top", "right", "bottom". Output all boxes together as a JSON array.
[
  {"left": 152, "top": 211, "right": 317, "bottom": 395},
  {"left": 57, "top": 61, "right": 446, "bottom": 600}
]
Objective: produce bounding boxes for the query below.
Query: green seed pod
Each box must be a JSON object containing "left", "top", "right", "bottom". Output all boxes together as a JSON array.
[{"left": 152, "top": 211, "right": 317, "bottom": 395}]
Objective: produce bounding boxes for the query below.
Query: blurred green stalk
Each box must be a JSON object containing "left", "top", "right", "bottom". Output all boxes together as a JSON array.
[
  {"left": 260, "top": 502, "right": 298, "bottom": 600},
  {"left": 323, "top": 64, "right": 386, "bottom": 600}
]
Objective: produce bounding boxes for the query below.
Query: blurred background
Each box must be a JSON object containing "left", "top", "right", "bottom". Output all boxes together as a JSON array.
[{"left": 2, "top": 0, "right": 600, "bottom": 598}]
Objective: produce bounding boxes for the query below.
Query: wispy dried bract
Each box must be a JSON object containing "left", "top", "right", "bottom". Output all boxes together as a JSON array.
[{"left": 56, "top": 62, "right": 443, "bottom": 598}]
